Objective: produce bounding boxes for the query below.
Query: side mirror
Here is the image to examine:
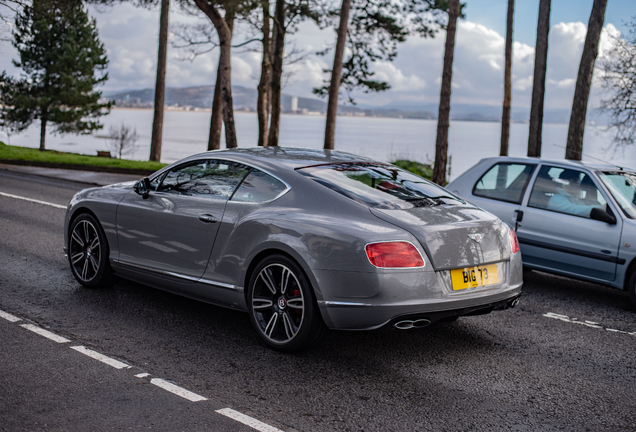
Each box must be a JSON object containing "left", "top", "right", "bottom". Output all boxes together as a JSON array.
[
  {"left": 590, "top": 207, "right": 616, "bottom": 225},
  {"left": 133, "top": 177, "right": 151, "bottom": 199}
]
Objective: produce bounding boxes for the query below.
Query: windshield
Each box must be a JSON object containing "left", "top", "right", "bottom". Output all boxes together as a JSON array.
[
  {"left": 598, "top": 171, "right": 636, "bottom": 219},
  {"left": 297, "top": 163, "right": 464, "bottom": 210}
]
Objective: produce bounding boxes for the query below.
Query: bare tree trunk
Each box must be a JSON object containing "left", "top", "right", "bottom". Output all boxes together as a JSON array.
[
  {"left": 565, "top": 0, "right": 608, "bottom": 161},
  {"left": 208, "top": 60, "right": 223, "bottom": 150},
  {"left": 323, "top": 0, "right": 352, "bottom": 150},
  {"left": 527, "top": 0, "right": 550, "bottom": 157},
  {"left": 432, "top": 0, "right": 460, "bottom": 186},
  {"left": 207, "top": 12, "right": 234, "bottom": 150},
  {"left": 267, "top": 0, "right": 285, "bottom": 147},
  {"left": 192, "top": 0, "right": 237, "bottom": 148},
  {"left": 149, "top": 0, "right": 169, "bottom": 162},
  {"left": 39, "top": 107, "right": 47, "bottom": 151},
  {"left": 500, "top": 0, "right": 514, "bottom": 156},
  {"left": 257, "top": 0, "right": 271, "bottom": 147}
]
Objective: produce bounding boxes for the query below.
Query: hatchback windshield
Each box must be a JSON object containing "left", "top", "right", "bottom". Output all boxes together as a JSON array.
[
  {"left": 598, "top": 171, "right": 636, "bottom": 218},
  {"left": 297, "top": 163, "right": 464, "bottom": 210}
]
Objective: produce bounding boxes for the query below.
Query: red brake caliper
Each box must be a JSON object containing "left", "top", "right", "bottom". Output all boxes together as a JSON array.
[{"left": 294, "top": 290, "right": 301, "bottom": 313}]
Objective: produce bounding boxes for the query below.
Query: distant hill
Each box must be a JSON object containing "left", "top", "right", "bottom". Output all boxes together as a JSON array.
[
  {"left": 105, "top": 86, "right": 608, "bottom": 125},
  {"left": 105, "top": 85, "right": 362, "bottom": 114},
  {"left": 359, "top": 101, "right": 609, "bottom": 125}
]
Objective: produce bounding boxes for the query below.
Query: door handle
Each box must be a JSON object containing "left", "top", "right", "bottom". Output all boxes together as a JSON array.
[
  {"left": 514, "top": 210, "right": 523, "bottom": 230},
  {"left": 198, "top": 214, "right": 218, "bottom": 224}
]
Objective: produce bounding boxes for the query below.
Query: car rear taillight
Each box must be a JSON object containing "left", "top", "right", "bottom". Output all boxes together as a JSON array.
[
  {"left": 509, "top": 228, "right": 520, "bottom": 254},
  {"left": 365, "top": 242, "right": 425, "bottom": 268}
]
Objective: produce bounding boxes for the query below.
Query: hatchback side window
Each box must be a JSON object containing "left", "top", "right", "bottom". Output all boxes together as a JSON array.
[
  {"left": 231, "top": 169, "right": 288, "bottom": 203},
  {"left": 473, "top": 163, "right": 536, "bottom": 204},
  {"left": 528, "top": 166, "right": 606, "bottom": 218},
  {"left": 157, "top": 159, "right": 250, "bottom": 199}
]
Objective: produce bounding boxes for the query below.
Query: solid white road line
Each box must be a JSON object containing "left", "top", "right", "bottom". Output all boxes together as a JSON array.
[
  {"left": 216, "top": 408, "right": 285, "bottom": 432},
  {"left": 70, "top": 346, "right": 131, "bottom": 369},
  {"left": 20, "top": 324, "right": 70, "bottom": 343},
  {"left": 0, "top": 309, "right": 21, "bottom": 322},
  {"left": 150, "top": 378, "right": 208, "bottom": 402},
  {"left": 0, "top": 191, "right": 67, "bottom": 209}
]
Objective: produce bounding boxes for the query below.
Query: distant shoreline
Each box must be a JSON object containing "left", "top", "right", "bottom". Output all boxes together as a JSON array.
[{"left": 109, "top": 106, "right": 543, "bottom": 124}]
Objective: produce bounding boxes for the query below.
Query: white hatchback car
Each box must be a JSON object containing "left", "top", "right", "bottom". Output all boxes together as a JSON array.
[{"left": 447, "top": 156, "right": 636, "bottom": 307}]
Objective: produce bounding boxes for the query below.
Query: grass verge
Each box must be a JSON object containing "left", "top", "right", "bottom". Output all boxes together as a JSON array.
[
  {"left": 0, "top": 142, "right": 167, "bottom": 175},
  {"left": 391, "top": 159, "right": 433, "bottom": 180}
]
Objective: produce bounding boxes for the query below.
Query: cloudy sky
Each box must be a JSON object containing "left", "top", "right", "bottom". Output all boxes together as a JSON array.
[{"left": 0, "top": 0, "right": 634, "bottom": 112}]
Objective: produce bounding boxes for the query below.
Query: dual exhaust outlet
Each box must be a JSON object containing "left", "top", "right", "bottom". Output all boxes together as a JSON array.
[
  {"left": 393, "top": 297, "right": 520, "bottom": 330},
  {"left": 393, "top": 319, "right": 431, "bottom": 330}
]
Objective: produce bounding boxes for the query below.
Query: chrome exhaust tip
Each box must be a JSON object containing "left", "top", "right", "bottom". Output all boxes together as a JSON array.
[
  {"left": 393, "top": 319, "right": 431, "bottom": 330},
  {"left": 509, "top": 298, "right": 520, "bottom": 308}
]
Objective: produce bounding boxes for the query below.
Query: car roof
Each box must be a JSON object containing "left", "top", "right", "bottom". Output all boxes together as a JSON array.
[
  {"left": 478, "top": 156, "right": 633, "bottom": 172},
  {"left": 190, "top": 147, "right": 379, "bottom": 170}
]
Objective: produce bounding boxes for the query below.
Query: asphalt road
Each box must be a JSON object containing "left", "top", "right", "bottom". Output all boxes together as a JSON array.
[{"left": 1, "top": 167, "right": 635, "bottom": 432}]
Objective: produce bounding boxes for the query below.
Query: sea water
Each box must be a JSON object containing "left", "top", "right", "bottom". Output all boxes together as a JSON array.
[{"left": 4, "top": 108, "right": 631, "bottom": 180}]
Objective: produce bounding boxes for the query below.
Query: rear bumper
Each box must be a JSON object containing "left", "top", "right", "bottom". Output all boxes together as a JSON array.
[{"left": 317, "top": 283, "right": 522, "bottom": 330}]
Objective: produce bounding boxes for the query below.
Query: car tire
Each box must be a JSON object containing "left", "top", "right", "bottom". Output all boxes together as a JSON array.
[
  {"left": 68, "top": 213, "right": 114, "bottom": 289},
  {"left": 247, "top": 254, "right": 326, "bottom": 352},
  {"left": 628, "top": 270, "right": 636, "bottom": 308}
]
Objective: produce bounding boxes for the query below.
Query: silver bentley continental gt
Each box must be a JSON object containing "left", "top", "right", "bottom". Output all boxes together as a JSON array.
[{"left": 64, "top": 147, "right": 523, "bottom": 351}]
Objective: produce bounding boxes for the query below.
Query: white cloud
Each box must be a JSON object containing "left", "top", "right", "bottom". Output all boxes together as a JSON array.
[
  {"left": 513, "top": 76, "right": 533, "bottom": 91},
  {"left": 373, "top": 62, "right": 426, "bottom": 92},
  {"left": 548, "top": 78, "right": 576, "bottom": 89},
  {"left": 231, "top": 56, "right": 255, "bottom": 84}
]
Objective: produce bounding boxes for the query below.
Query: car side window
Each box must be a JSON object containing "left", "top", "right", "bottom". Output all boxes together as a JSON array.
[
  {"left": 473, "top": 163, "right": 536, "bottom": 204},
  {"left": 528, "top": 166, "right": 606, "bottom": 218},
  {"left": 231, "top": 169, "right": 287, "bottom": 203},
  {"left": 157, "top": 159, "right": 250, "bottom": 199}
]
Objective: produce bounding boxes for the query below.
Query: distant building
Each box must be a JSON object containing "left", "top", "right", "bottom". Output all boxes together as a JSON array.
[{"left": 291, "top": 96, "right": 298, "bottom": 113}]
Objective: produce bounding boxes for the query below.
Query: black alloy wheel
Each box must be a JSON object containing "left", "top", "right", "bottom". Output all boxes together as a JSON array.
[
  {"left": 68, "top": 213, "right": 114, "bottom": 288},
  {"left": 247, "top": 254, "right": 326, "bottom": 352}
]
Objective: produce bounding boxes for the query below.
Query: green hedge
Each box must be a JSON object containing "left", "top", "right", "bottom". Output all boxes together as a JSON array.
[{"left": 391, "top": 159, "right": 433, "bottom": 180}]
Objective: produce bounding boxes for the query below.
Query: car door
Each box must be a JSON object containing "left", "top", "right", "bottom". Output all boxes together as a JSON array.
[
  {"left": 516, "top": 164, "right": 623, "bottom": 282},
  {"left": 116, "top": 159, "right": 250, "bottom": 280},
  {"left": 467, "top": 161, "right": 537, "bottom": 227}
]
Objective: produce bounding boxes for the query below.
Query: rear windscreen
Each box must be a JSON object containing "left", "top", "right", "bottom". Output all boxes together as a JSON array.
[{"left": 297, "top": 163, "right": 464, "bottom": 210}]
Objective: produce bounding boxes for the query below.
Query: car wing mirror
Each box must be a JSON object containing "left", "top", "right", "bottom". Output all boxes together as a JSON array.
[
  {"left": 590, "top": 207, "right": 616, "bottom": 225},
  {"left": 133, "top": 177, "right": 151, "bottom": 199}
]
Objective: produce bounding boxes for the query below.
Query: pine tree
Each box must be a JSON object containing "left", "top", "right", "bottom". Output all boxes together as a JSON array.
[{"left": 2, "top": 0, "right": 111, "bottom": 151}]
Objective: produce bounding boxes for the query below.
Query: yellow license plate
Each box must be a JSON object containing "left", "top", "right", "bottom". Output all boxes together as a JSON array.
[{"left": 450, "top": 264, "right": 499, "bottom": 291}]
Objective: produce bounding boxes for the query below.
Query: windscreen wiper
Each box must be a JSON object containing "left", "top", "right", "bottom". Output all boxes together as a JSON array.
[{"left": 405, "top": 197, "right": 444, "bottom": 207}]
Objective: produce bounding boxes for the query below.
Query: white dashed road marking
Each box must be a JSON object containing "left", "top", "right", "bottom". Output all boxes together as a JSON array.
[
  {"left": 71, "top": 346, "right": 131, "bottom": 369},
  {"left": 216, "top": 408, "right": 285, "bottom": 432},
  {"left": 0, "top": 191, "right": 66, "bottom": 209},
  {"left": 4, "top": 308, "right": 286, "bottom": 431},
  {"left": 150, "top": 378, "right": 208, "bottom": 402},
  {"left": 0, "top": 309, "right": 21, "bottom": 322},
  {"left": 543, "top": 312, "right": 636, "bottom": 336},
  {"left": 20, "top": 324, "right": 71, "bottom": 343}
]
